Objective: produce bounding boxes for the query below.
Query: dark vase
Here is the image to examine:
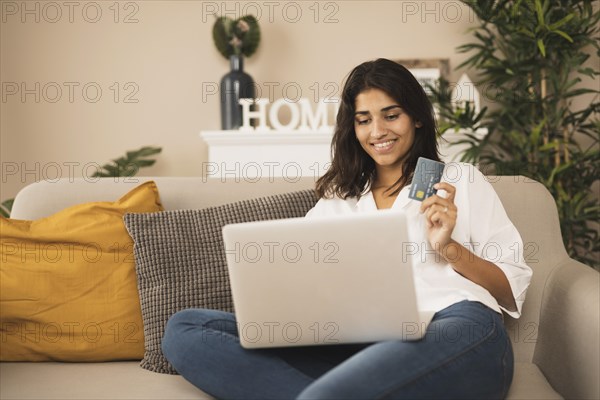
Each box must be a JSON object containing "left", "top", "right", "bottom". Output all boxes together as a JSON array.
[{"left": 220, "top": 55, "right": 255, "bottom": 130}]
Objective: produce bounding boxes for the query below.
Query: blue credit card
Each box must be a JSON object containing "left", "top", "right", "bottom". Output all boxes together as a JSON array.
[{"left": 408, "top": 157, "right": 445, "bottom": 201}]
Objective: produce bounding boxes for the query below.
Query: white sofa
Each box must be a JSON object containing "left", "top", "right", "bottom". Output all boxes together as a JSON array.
[{"left": 2, "top": 176, "right": 599, "bottom": 400}]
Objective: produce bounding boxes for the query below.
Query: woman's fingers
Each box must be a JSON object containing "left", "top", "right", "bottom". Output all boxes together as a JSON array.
[
  {"left": 434, "top": 182, "right": 456, "bottom": 202},
  {"left": 419, "top": 183, "right": 457, "bottom": 228}
]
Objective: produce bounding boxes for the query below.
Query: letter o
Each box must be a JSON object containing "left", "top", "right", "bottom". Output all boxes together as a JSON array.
[
  {"left": 241, "top": 2, "right": 262, "bottom": 21},
  {"left": 443, "top": 162, "right": 461, "bottom": 183},
  {"left": 282, "top": 162, "right": 301, "bottom": 183},
  {"left": 269, "top": 98, "right": 300, "bottom": 130},
  {"left": 42, "top": 82, "right": 62, "bottom": 103},
  {"left": 82, "top": 2, "right": 102, "bottom": 23},
  {"left": 83, "top": 322, "right": 102, "bottom": 343},
  {"left": 42, "top": 2, "right": 62, "bottom": 23},
  {"left": 242, "top": 242, "right": 262, "bottom": 263},
  {"left": 482, "top": 242, "right": 502, "bottom": 262},
  {"left": 282, "top": 82, "right": 301, "bottom": 103},
  {"left": 442, "top": 2, "right": 461, "bottom": 23},
  {"left": 42, "top": 243, "right": 62, "bottom": 263},
  {"left": 282, "top": 2, "right": 302, "bottom": 23},
  {"left": 42, "top": 323, "right": 61, "bottom": 343},
  {"left": 241, "top": 162, "right": 261, "bottom": 183},
  {"left": 282, "top": 322, "right": 302, "bottom": 343},
  {"left": 282, "top": 242, "right": 302, "bottom": 263},
  {"left": 82, "top": 242, "right": 102, "bottom": 263},
  {"left": 242, "top": 322, "right": 261, "bottom": 343},
  {"left": 82, "top": 82, "right": 102, "bottom": 103},
  {"left": 41, "top": 161, "right": 61, "bottom": 182},
  {"left": 82, "top": 162, "right": 101, "bottom": 182}
]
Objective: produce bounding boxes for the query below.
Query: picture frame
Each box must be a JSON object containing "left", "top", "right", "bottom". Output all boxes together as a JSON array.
[{"left": 394, "top": 58, "right": 450, "bottom": 94}]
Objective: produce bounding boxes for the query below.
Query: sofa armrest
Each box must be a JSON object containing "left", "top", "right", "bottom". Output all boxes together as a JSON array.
[{"left": 533, "top": 258, "right": 599, "bottom": 400}]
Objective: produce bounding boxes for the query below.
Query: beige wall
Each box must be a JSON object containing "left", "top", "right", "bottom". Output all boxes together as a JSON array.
[{"left": 1, "top": 1, "right": 597, "bottom": 202}]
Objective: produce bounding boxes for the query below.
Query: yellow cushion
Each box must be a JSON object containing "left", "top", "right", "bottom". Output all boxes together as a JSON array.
[{"left": 0, "top": 181, "right": 163, "bottom": 361}]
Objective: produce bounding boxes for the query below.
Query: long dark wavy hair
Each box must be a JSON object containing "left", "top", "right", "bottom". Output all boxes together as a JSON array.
[{"left": 315, "top": 58, "right": 441, "bottom": 199}]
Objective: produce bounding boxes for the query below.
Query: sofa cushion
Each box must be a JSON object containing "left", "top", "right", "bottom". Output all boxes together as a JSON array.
[
  {"left": 0, "top": 362, "right": 209, "bottom": 399},
  {"left": 123, "top": 190, "right": 318, "bottom": 374},
  {"left": 506, "top": 362, "right": 562, "bottom": 399},
  {"left": 0, "top": 361, "right": 560, "bottom": 400},
  {"left": 0, "top": 181, "right": 163, "bottom": 361}
]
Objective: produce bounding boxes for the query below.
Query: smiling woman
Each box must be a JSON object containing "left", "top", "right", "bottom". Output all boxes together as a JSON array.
[
  {"left": 161, "top": 58, "right": 533, "bottom": 400},
  {"left": 316, "top": 59, "right": 441, "bottom": 201}
]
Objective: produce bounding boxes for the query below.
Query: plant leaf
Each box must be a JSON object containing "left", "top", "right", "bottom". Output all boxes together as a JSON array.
[
  {"left": 213, "top": 16, "right": 233, "bottom": 60},
  {"left": 535, "top": 0, "right": 545, "bottom": 26},
  {"left": 0, "top": 198, "right": 14, "bottom": 218},
  {"left": 553, "top": 29, "right": 574, "bottom": 43},
  {"left": 537, "top": 39, "right": 546, "bottom": 57},
  {"left": 238, "top": 15, "right": 261, "bottom": 58},
  {"left": 548, "top": 13, "right": 574, "bottom": 30}
]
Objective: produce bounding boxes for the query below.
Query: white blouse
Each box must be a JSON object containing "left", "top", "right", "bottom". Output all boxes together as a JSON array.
[{"left": 305, "top": 162, "right": 533, "bottom": 319}]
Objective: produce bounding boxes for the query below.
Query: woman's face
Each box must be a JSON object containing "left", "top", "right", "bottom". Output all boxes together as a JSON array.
[{"left": 354, "top": 88, "right": 419, "bottom": 173}]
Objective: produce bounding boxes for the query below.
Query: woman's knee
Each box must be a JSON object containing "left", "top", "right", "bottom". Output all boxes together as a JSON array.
[
  {"left": 162, "top": 309, "right": 236, "bottom": 363},
  {"left": 162, "top": 309, "right": 196, "bottom": 363},
  {"left": 165, "top": 308, "right": 235, "bottom": 334}
]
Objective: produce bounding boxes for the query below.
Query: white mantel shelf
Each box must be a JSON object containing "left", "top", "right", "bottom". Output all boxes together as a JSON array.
[
  {"left": 199, "top": 128, "right": 487, "bottom": 179},
  {"left": 200, "top": 130, "right": 334, "bottom": 146},
  {"left": 200, "top": 129, "right": 334, "bottom": 180}
]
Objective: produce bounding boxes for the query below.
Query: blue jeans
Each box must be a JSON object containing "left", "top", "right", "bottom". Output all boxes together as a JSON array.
[{"left": 162, "top": 300, "right": 513, "bottom": 399}]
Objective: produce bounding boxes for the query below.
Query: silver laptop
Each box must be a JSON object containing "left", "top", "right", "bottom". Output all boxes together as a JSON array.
[{"left": 222, "top": 209, "right": 435, "bottom": 349}]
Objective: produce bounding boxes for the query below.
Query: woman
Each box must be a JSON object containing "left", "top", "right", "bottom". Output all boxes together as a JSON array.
[{"left": 162, "top": 58, "right": 532, "bottom": 399}]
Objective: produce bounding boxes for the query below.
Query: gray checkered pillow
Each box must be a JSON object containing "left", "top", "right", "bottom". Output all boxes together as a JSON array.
[{"left": 123, "top": 190, "right": 318, "bottom": 374}]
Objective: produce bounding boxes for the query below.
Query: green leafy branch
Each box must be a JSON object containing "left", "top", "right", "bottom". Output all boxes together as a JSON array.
[
  {"left": 91, "top": 146, "right": 162, "bottom": 177},
  {"left": 0, "top": 199, "right": 14, "bottom": 218},
  {"left": 0, "top": 146, "right": 162, "bottom": 218}
]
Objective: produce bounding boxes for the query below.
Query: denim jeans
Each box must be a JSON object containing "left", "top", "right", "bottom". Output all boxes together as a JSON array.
[{"left": 162, "top": 300, "right": 513, "bottom": 399}]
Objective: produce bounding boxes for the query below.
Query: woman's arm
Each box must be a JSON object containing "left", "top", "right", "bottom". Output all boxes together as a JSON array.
[
  {"left": 420, "top": 181, "right": 519, "bottom": 312},
  {"left": 439, "top": 239, "right": 517, "bottom": 312}
]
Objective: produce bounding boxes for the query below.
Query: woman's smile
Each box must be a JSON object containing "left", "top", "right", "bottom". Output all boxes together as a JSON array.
[{"left": 371, "top": 138, "right": 397, "bottom": 152}]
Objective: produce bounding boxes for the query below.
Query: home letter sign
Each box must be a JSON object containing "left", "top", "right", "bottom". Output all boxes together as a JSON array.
[{"left": 239, "top": 98, "right": 339, "bottom": 132}]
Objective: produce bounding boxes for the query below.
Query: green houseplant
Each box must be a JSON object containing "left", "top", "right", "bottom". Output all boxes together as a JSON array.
[
  {"left": 212, "top": 15, "right": 261, "bottom": 130},
  {"left": 430, "top": 0, "right": 599, "bottom": 269},
  {"left": 212, "top": 15, "right": 260, "bottom": 60},
  {"left": 0, "top": 146, "right": 162, "bottom": 218}
]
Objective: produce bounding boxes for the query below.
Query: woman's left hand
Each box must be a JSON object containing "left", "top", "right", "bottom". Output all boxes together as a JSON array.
[{"left": 419, "top": 182, "right": 457, "bottom": 251}]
